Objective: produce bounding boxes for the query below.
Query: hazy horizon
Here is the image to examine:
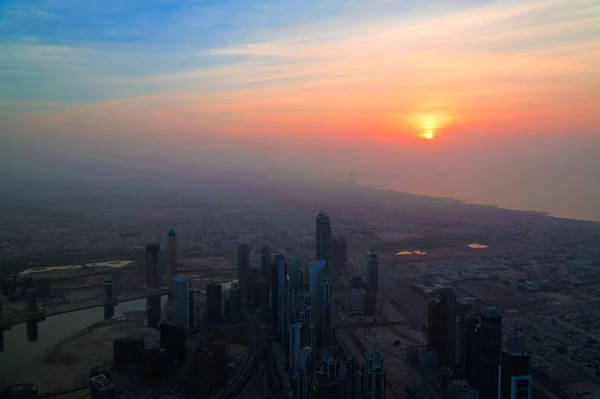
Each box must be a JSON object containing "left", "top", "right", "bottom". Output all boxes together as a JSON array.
[{"left": 1, "top": 0, "right": 599, "bottom": 222}]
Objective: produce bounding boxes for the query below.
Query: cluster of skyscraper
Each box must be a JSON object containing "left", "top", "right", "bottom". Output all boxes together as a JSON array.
[{"left": 426, "top": 289, "right": 531, "bottom": 399}]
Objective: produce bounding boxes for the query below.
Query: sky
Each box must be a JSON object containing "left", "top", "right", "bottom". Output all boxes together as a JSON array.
[{"left": 1, "top": 0, "right": 599, "bottom": 219}]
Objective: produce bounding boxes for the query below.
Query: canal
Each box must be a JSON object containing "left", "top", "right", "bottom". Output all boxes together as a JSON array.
[{"left": 0, "top": 295, "right": 167, "bottom": 390}]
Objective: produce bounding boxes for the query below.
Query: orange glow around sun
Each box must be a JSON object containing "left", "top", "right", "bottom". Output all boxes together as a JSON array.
[{"left": 413, "top": 113, "right": 449, "bottom": 140}]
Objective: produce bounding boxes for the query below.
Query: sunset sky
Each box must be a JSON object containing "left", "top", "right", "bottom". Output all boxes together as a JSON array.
[{"left": 1, "top": 0, "right": 599, "bottom": 219}]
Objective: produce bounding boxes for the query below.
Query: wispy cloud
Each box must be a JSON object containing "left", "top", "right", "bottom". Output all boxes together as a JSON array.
[{"left": 0, "top": 0, "right": 598, "bottom": 138}]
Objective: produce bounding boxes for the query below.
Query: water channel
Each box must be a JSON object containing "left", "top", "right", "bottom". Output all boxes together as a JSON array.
[{"left": 0, "top": 295, "right": 167, "bottom": 389}]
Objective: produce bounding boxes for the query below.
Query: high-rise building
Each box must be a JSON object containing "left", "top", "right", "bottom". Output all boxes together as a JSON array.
[
  {"left": 25, "top": 288, "right": 37, "bottom": 312},
  {"left": 206, "top": 282, "right": 223, "bottom": 323},
  {"left": 188, "top": 287, "right": 194, "bottom": 328},
  {"left": 500, "top": 331, "right": 531, "bottom": 399},
  {"left": 440, "top": 288, "right": 457, "bottom": 367},
  {"left": 229, "top": 283, "right": 242, "bottom": 322},
  {"left": 321, "top": 279, "right": 334, "bottom": 346},
  {"left": 103, "top": 276, "right": 114, "bottom": 302},
  {"left": 288, "top": 322, "right": 305, "bottom": 375},
  {"left": 166, "top": 230, "right": 178, "bottom": 293},
  {"left": 316, "top": 211, "right": 333, "bottom": 262},
  {"left": 332, "top": 236, "right": 348, "bottom": 272},
  {"left": 260, "top": 246, "right": 271, "bottom": 281},
  {"left": 238, "top": 244, "right": 250, "bottom": 295},
  {"left": 363, "top": 350, "right": 386, "bottom": 399},
  {"left": 145, "top": 243, "right": 160, "bottom": 289},
  {"left": 461, "top": 315, "right": 479, "bottom": 384},
  {"left": 477, "top": 307, "right": 502, "bottom": 399},
  {"left": 252, "top": 279, "right": 270, "bottom": 310},
  {"left": 288, "top": 257, "right": 303, "bottom": 292},
  {"left": 213, "top": 339, "right": 228, "bottom": 388},
  {"left": 344, "top": 355, "right": 360, "bottom": 399},
  {"left": 366, "top": 250, "right": 379, "bottom": 294},
  {"left": 271, "top": 259, "right": 287, "bottom": 331},
  {"left": 308, "top": 260, "right": 326, "bottom": 345},
  {"left": 159, "top": 322, "right": 186, "bottom": 364},
  {"left": 172, "top": 277, "right": 191, "bottom": 328}
]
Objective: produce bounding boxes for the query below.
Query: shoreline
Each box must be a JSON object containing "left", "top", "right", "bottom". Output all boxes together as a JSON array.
[{"left": 3, "top": 289, "right": 170, "bottom": 329}]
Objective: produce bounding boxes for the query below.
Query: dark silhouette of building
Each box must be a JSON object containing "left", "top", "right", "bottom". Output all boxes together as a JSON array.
[
  {"left": 426, "top": 288, "right": 457, "bottom": 367},
  {"left": 271, "top": 259, "right": 287, "bottom": 331},
  {"left": 187, "top": 347, "right": 216, "bottom": 397},
  {"left": 103, "top": 276, "right": 114, "bottom": 301},
  {"left": 1, "top": 384, "right": 39, "bottom": 399},
  {"left": 252, "top": 279, "right": 270, "bottom": 310},
  {"left": 188, "top": 286, "right": 195, "bottom": 328},
  {"left": 143, "top": 348, "right": 168, "bottom": 381},
  {"left": 159, "top": 322, "right": 186, "bottom": 364},
  {"left": 440, "top": 288, "right": 457, "bottom": 367},
  {"left": 345, "top": 355, "right": 360, "bottom": 399},
  {"left": 366, "top": 251, "right": 378, "bottom": 294},
  {"left": 350, "top": 276, "right": 363, "bottom": 289},
  {"left": 461, "top": 315, "right": 479, "bottom": 384},
  {"left": 26, "top": 320, "right": 38, "bottom": 342},
  {"left": 146, "top": 295, "right": 161, "bottom": 328},
  {"left": 213, "top": 339, "right": 228, "bottom": 388},
  {"left": 500, "top": 331, "right": 531, "bottom": 399},
  {"left": 332, "top": 236, "right": 348, "bottom": 272},
  {"left": 113, "top": 337, "right": 145, "bottom": 369},
  {"left": 145, "top": 243, "right": 160, "bottom": 289},
  {"left": 364, "top": 291, "right": 377, "bottom": 316},
  {"left": 166, "top": 229, "right": 178, "bottom": 295},
  {"left": 229, "top": 283, "right": 242, "bottom": 321},
  {"left": 90, "top": 375, "right": 116, "bottom": 399},
  {"left": 237, "top": 243, "right": 250, "bottom": 296},
  {"left": 477, "top": 306, "right": 502, "bottom": 399},
  {"left": 316, "top": 211, "right": 332, "bottom": 262},
  {"left": 104, "top": 304, "right": 114, "bottom": 319},
  {"left": 206, "top": 282, "right": 223, "bottom": 323},
  {"left": 260, "top": 246, "right": 271, "bottom": 280}
]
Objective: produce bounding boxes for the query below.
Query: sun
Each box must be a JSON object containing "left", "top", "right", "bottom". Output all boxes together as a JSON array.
[{"left": 420, "top": 129, "right": 436, "bottom": 140}]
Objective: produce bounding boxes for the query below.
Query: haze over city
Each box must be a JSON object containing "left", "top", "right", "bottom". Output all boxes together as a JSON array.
[{"left": 2, "top": 0, "right": 600, "bottom": 220}]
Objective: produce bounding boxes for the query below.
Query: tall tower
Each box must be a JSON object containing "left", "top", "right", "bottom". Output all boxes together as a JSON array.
[
  {"left": 206, "top": 282, "right": 223, "bottom": 323},
  {"left": 271, "top": 259, "right": 287, "bottom": 331},
  {"left": 478, "top": 306, "right": 502, "bottom": 399},
  {"left": 145, "top": 243, "right": 160, "bottom": 289},
  {"left": 320, "top": 279, "right": 334, "bottom": 346},
  {"left": 173, "top": 277, "right": 191, "bottom": 328},
  {"left": 363, "top": 350, "right": 386, "bottom": 399},
  {"left": 316, "top": 211, "right": 332, "bottom": 263},
  {"left": 440, "top": 287, "right": 457, "bottom": 367},
  {"left": 260, "top": 246, "right": 271, "bottom": 281},
  {"left": 501, "top": 327, "right": 531, "bottom": 399},
  {"left": 332, "top": 236, "right": 348, "bottom": 272},
  {"left": 366, "top": 250, "right": 379, "bottom": 294},
  {"left": 237, "top": 244, "right": 250, "bottom": 296},
  {"left": 166, "top": 230, "right": 178, "bottom": 292}
]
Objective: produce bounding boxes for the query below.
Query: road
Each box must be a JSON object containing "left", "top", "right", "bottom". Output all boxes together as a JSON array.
[{"left": 215, "top": 309, "right": 263, "bottom": 399}]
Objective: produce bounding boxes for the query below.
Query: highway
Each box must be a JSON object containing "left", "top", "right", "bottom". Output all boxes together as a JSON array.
[{"left": 215, "top": 309, "right": 263, "bottom": 399}]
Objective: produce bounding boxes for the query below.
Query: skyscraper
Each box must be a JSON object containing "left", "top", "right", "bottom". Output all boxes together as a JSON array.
[
  {"left": 271, "top": 258, "right": 287, "bottom": 331},
  {"left": 229, "top": 283, "right": 242, "bottom": 322},
  {"left": 332, "top": 236, "right": 348, "bottom": 272},
  {"left": 440, "top": 288, "right": 457, "bottom": 367},
  {"left": 500, "top": 329, "right": 531, "bottom": 399},
  {"left": 308, "top": 260, "right": 326, "bottom": 344},
  {"left": 363, "top": 350, "right": 386, "bottom": 399},
  {"left": 206, "top": 282, "right": 223, "bottom": 323},
  {"left": 320, "top": 279, "right": 334, "bottom": 346},
  {"left": 166, "top": 230, "right": 178, "bottom": 293},
  {"left": 478, "top": 306, "right": 502, "bottom": 399},
  {"left": 173, "top": 277, "right": 191, "bottom": 328},
  {"left": 260, "top": 246, "right": 271, "bottom": 281},
  {"left": 145, "top": 243, "right": 160, "bottom": 289},
  {"left": 366, "top": 250, "right": 379, "bottom": 294},
  {"left": 237, "top": 243, "right": 250, "bottom": 296},
  {"left": 288, "top": 256, "right": 303, "bottom": 292},
  {"left": 316, "top": 211, "right": 332, "bottom": 262}
]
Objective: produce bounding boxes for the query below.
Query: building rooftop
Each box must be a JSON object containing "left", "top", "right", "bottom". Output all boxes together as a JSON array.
[
  {"left": 481, "top": 306, "right": 502, "bottom": 318},
  {"left": 90, "top": 375, "right": 115, "bottom": 391},
  {"left": 167, "top": 229, "right": 176, "bottom": 237}
]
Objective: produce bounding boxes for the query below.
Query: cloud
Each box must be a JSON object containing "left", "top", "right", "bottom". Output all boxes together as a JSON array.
[{"left": 0, "top": 0, "right": 598, "bottom": 137}]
